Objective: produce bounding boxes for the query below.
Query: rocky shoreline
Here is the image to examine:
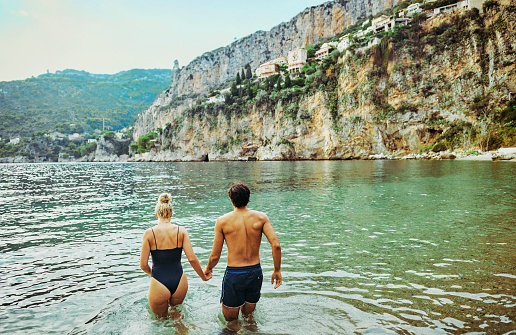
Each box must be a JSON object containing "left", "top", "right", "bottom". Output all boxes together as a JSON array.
[
  {"left": 2, "top": 148, "right": 515, "bottom": 164},
  {"left": 126, "top": 147, "right": 516, "bottom": 163}
]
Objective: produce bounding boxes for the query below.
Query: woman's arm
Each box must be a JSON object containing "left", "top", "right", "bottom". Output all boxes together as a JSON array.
[
  {"left": 205, "top": 218, "right": 224, "bottom": 275},
  {"left": 181, "top": 228, "right": 211, "bottom": 281},
  {"left": 140, "top": 229, "right": 152, "bottom": 276}
]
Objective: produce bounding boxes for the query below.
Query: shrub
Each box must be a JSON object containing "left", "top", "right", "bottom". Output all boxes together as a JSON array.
[
  {"left": 432, "top": 142, "right": 447, "bottom": 152},
  {"left": 137, "top": 131, "right": 157, "bottom": 153},
  {"left": 483, "top": 0, "right": 499, "bottom": 12},
  {"left": 130, "top": 143, "right": 138, "bottom": 153},
  {"left": 396, "top": 101, "right": 419, "bottom": 114},
  {"left": 102, "top": 131, "right": 116, "bottom": 139},
  {"left": 470, "top": 95, "right": 490, "bottom": 116},
  {"left": 496, "top": 99, "right": 516, "bottom": 125},
  {"left": 305, "top": 45, "right": 317, "bottom": 58}
]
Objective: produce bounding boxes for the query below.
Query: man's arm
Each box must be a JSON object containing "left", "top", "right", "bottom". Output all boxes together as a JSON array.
[
  {"left": 204, "top": 218, "right": 224, "bottom": 275},
  {"left": 262, "top": 216, "right": 282, "bottom": 288}
]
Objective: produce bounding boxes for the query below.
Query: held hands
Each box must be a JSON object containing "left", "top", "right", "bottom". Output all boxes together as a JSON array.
[
  {"left": 202, "top": 271, "right": 212, "bottom": 281},
  {"left": 271, "top": 270, "right": 282, "bottom": 289},
  {"left": 203, "top": 266, "right": 213, "bottom": 281}
]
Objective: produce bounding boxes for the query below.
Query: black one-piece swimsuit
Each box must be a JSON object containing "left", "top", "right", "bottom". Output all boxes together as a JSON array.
[{"left": 150, "top": 227, "right": 183, "bottom": 294}]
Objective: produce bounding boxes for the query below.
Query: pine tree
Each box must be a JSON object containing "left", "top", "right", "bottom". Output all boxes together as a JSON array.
[
  {"left": 225, "top": 93, "right": 234, "bottom": 105},
  {"left": 247, "top": 81, "right": 253, "bottom": 99},
  {"left": 241, "top": 69, "right": 246, "bottom": 82},
  {"left": 236, "top": 72, "right": 241, "bottom": 85},
  {"left": 245, "top": 64, "right": 252, "bottom": 79},
  {"left": 231, "top": 81, "right": 238, "bottom": 97}
]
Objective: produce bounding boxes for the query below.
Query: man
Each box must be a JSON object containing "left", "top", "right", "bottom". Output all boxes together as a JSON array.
[{"left": 204, "top": 181, "right": 282, "bottom": 322}]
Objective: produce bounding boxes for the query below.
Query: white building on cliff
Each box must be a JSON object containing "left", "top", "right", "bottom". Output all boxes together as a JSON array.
[
  {"left": 256, "top": 56, "right": 287, "bottom": 78},
  {"left": 372, "top": 15, "right": 411, "bottom": 33},
  {"left": 287, "top": 49, "right": 307, "bottom": 73},
  {"left": 432, "top": 0, "right": 486, "bottom": 15},
  {"left": 315, "top": 42, "right": 338, "bottom": 60},
  {"left": 256, "top": 63, "right": 280, "bottom": 79},
  {"left": 337, "top": 35, "right": 351, "bottom": 52}
]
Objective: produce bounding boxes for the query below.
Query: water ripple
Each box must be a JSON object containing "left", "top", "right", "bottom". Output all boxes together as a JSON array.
[{"left": 1, "top": 161, "right": 515, "bottom": 334}]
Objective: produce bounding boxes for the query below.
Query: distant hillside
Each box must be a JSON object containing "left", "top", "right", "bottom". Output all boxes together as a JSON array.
[{"left": 0, "top": 68, "right": 172, "bottom": 137}]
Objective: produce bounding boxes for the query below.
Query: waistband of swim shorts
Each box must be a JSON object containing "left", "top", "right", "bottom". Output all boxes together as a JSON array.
[{"left": 225, "top": 263, "right": 261, "bottom": 271}]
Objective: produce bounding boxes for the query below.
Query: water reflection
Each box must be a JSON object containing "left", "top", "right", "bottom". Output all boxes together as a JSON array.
[{"left": 0, "top": 161, "right": 515, "bottom": 334}]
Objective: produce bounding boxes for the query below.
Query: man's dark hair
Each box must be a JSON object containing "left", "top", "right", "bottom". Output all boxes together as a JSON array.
[{"left": 228, "top": 182, "right": 250, "bottom": 208}]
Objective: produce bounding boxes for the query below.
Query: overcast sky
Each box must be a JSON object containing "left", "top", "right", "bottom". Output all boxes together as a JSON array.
[{"left": 0, "top": 0, "right": 328, "bottom": 82}]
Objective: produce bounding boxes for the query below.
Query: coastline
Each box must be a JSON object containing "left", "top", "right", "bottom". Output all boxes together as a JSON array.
[{"left": 1, "top": 148, "right": 515, "bottom": 164}]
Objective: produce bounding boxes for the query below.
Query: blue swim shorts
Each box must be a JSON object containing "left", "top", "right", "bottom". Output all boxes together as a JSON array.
[{"left": 221, "top": 263, "right": 263, "bottom": 308}]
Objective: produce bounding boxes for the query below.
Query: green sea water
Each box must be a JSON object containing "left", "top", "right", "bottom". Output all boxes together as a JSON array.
[{"left": 1, "top": 160, "right": 515, "bottom": 334}]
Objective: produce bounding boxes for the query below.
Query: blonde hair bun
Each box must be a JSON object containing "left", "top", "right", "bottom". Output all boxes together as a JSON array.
[
  {"left": 155, "top": 193, "right": 173, "bottom": 218},
  {"left": 159, "top": 193, "right": 171, "bottom": 204}
]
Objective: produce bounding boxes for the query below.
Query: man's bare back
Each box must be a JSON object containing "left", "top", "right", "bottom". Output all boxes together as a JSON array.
[
  {"left": 217, "top": 208, "right": 270, "bottom": 267},
  {"left": 204, "top": 182, "right": 281, "bottom": 322}
]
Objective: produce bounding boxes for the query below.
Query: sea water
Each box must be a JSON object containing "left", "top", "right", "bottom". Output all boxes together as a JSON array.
[{"left": 1, "top": 160, "right": 515, "bottom": 334}]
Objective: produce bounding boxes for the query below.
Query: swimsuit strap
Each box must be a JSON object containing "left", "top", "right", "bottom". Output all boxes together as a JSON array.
[
  {"left": 151, "top": 227, "right": 158, "bottom": 249},
  {"left": 176, "top": 226, "right": 180, "bottom": 248}
]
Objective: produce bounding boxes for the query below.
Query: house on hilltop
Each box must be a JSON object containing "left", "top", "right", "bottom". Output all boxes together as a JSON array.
[
  {"left": 407, "top": 3, "right": 422, "bottom": 16},
  {"left": 372, "top": 15, "right": 391, "bottom": 28},
  {"left": 268, "top": 56, "right": 288, "bottom": 67},
  {"left": 287, "top": 49, "right": 307, "bottom": 73},
  {"left": 337, "top": 35, "right": 351, "bottom": 52},
  {"left": 256, "top": 56, "right": 287, "bottom": 78},
  {"left": 432, "top": 0, "right": 486, "bottom": 15},
  {"left": 256, "top": 63, "right": 280, "bottom": 78},
  {"left": 315, "top": 42, "right": 338, "bottom": 61},
  {"left": 372, "top": 15, "right": 411, "bottom": 33}
]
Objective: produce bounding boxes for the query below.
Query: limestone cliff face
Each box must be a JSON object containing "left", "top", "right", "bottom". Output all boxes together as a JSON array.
[
  {"left": 167, "top": 0, "right": 398, "bottom": 98},
  {"left": 134, "top": 0, "right": 399, "bottom": 140},
  {"left": 133, "top": 2, "right": 516, "bottom": 161}
]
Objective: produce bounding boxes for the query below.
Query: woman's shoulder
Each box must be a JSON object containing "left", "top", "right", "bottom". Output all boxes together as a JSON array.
[
  {"left": 142, "top": 227, "right": 154, "bottom": 240},
  {"left": 177, "top": 225, "right": 190, "bottom": 240}
]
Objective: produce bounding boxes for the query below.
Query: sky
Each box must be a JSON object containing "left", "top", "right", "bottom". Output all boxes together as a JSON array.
[{"left": 0, "top": 0, "right": 329, "bottom": 82}]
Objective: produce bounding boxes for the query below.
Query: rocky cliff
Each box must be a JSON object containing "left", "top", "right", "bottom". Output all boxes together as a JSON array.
[
  {"left": 169, "top": 0, "right": 400, "bottom": 97},
  {"left": 132, "top": 1, "right": 516, "bottom": 161},
  {"left": 134, "top": 0, "right": 400, "bottom": 140}
]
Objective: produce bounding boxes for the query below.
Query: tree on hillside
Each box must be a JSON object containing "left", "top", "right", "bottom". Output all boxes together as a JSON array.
[
  {"left": 231, "top": 81, "right": 238, "bottom": 97},
  {"left": 245, "top": 64, "right": 252, "bottom": 79},
  {"left": 306, "top": 45, "right": 316, "bottom": 58},
  {"left": 224, "top": 92, "right": 234, "bottom": 105},
  {"left": 241, "top": 69, "right": 246, "bottom": 82},
  {"left": 246, "top": 81, "right": 253, "bottom": 99},
  {"left": 276, "top": 75, "right": 283, "bottom": 91},
  {"left": 236, "top": 72, "right": 241, "bottom": 85},
  {"left": 284, "top": 74, "right": 291, "bottom": 89}
]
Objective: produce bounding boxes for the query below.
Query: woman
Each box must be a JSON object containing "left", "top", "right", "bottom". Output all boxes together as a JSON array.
[{"left": 140, "top": 193, "right": 211, "bottom": 316}]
